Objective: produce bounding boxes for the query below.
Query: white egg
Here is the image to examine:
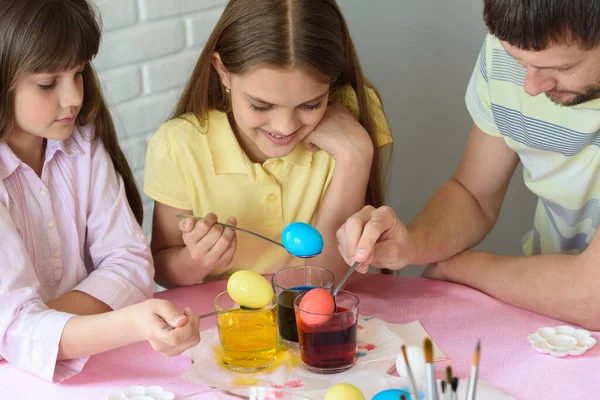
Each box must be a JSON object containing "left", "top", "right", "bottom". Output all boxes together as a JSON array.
[{"left": 396, "top": 345, "right": 426, "bottom": 380}]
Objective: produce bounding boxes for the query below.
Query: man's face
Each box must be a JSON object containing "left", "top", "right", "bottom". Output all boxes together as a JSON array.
[{"left": 501, "top": 40, "right": 600, "bottom": 106}]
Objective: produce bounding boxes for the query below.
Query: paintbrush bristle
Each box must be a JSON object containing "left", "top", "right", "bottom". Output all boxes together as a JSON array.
[
  {"left": 441, "top": 380, "right": 446, "bottom": 393},
  {"left": 423, "top": 337, "right": 433, "bottom": 363},
  {"left": 400, "top": 395, "right": 407, "bottom": 400},
  {"left": 451, "top": 377, "right": 458, "bottom": 392},
  {"left": 446, "top": 365, "right": 452, "bottom": 384},
  {"left": 473, "top": 339, "right": 481, "bottom": 366}
]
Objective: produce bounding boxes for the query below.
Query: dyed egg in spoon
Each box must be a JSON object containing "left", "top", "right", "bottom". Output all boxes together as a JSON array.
[
  {"left": 227, "top": 270, "right": 274, "bottom": 309},
  {"left": 298, "top": 288, "right": 335, "bottom": 326},
  {"left": 281, "top": 222, "right": 324, "bottom": 258},
  {"left": 176, "top": 215, "right": 323, "bottom": 258}
]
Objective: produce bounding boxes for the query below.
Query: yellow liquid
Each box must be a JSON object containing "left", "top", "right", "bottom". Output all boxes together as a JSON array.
[{"left": 217, "top": 307, "right": 278, "bottom": 372}]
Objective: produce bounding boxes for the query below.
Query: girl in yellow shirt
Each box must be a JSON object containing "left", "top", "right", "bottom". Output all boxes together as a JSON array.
[{"left": 144, "top": 0, "right": 393, "bottom": 287}]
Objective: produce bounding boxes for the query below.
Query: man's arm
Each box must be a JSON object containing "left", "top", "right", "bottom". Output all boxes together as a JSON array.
[
  {"left": 423, "top": 234, "right": 600, "bottom": 330},
  {"left": 408, "top": 123, "right": 519, "bottom": 264},
  {"left": 336, "top": 124, "right": 518, "bottom": 271}
]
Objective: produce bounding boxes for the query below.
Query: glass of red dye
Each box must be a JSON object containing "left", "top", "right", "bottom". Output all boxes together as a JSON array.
[{"left": 294, "top": 290, "right": 359, "bottom": 374}]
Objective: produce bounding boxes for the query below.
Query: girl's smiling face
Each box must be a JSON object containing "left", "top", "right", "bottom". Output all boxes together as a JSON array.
[{"left": 214, "top": 54, "right": 330, "bottom": 163}]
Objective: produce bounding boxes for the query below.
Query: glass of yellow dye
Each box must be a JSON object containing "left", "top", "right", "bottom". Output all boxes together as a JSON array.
[{"left": 214, "top": 291, "right": 278, "bottom": 372}]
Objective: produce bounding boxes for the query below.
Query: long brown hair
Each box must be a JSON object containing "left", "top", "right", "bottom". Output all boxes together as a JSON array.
[
  {"left": 173, "top": 0, "right": 390, "bottom": 206},
  {"left": 0, "top": 0, "right": 143, "bottom": 223}
]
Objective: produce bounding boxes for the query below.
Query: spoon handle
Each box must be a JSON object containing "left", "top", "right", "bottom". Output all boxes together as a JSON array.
[
  {"left": 176, "top": 214, "right": 284, "bottom": 248},
  {"left": 162, "top": 308, "right": 243, "bottom": 331},
  {"left": 333, "top": 261, "right": 361, "bottom": 296}
]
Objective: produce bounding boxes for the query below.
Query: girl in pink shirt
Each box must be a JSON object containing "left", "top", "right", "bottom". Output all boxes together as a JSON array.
[{"left": 0, "top": 0, "right": 200, "bottom": 382}]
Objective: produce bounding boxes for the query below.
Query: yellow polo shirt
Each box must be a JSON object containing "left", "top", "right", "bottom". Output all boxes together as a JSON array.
[{"left": 144, "top": 86, "right": 392, "bottom": 281}]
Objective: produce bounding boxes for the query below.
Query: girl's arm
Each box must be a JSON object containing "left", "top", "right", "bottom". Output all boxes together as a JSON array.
[
  {"left": 150, "top": 202, "right": 237, "bottom": 288},
  {"left": 304, "top": 104, "right": 375, "bottom": 284},
  {"left": 0, "top": 202, "right": 76, "bottom": 382},
  {"left": 46, "top": 290, "right": 112, "bottom": 315},
  {"left": 57, "top": 299, "right": 199, "bottom": 360},
  {"left": 150, "top": 201, "right": 213, "bottom": 287},
  {"left": 144, "top": 128, "right": 237, "bottom": 288},
  {"left": 0, "top": 203, "right": 198, "bottom": 382},
  {"left": 312, "top": 155, "right": 372, "bottom": 283},
  {"left": 69, "top": 135, "right": 154, "bottom": 310}
]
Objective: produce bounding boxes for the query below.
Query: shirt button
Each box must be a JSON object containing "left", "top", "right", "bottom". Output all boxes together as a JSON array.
[
  {"left": 53, "top": 249, "right": 62, "bottom": 257},
  {"left": 40, "top": 188, "right": 48, "bottom": 195},
  {"left": 47, "top": 220, "right": 55, "bottom": 228},
  {"left": 268, "top": 194, "right": 277, "bottom": 203}
]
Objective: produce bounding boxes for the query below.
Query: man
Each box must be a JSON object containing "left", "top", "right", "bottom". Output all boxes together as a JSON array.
[{"left": 337, "top": 0, "right": 600, "bottom": 330}]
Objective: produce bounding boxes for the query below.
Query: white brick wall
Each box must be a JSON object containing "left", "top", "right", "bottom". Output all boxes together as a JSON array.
[{"left": 92, "top": 0, "right": 226, "bottom": 234}]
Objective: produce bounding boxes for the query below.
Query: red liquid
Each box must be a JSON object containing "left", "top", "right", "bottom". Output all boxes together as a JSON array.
[{"left": 296, "top": 307, "right": 357, "bottom": 371}]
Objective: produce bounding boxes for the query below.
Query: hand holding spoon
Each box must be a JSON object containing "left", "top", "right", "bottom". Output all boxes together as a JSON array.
[
  {"left": 163, "top": 270, "right": 274, "bottom": 331},
  {"left": 177, "top": 214, "right": 323, "bottom": 258}
]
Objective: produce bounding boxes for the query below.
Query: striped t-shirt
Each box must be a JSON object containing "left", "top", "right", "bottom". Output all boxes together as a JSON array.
[{"left": 465, "top": 34, "right": 600, "bottom": 256}]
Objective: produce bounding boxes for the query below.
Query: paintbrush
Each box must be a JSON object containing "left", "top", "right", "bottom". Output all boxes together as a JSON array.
[
  {"left": 465, "top": 340, "right": 480, "bottom": 400},
  {"left": 424, "top": 337, "right": 439, "bottom": 400},
  {"left": 441, "top": 381, "right": 447, "bottom": 398},
  {"left": 401, "top": 345, "right": 420, "bottom": 400},
  {"left": 400, "top": 395, "right": 407, "bottom": 400},
  {"left": 445, "top": 366, "right": 453, "bottom": 400},
  {"left": 451, "top": 377, "right": 458, "bottom": 400}
]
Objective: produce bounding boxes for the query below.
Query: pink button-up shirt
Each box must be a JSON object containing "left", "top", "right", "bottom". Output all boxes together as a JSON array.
[{"left": 0, "top": 125, "right": 154, "bottom": 383}]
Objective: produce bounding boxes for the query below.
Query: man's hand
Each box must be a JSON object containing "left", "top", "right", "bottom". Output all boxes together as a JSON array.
[{"left": 336, "top": 205, "right": 417, "bottom": 273}]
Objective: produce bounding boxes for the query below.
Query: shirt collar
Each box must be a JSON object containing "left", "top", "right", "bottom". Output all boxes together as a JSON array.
[
  {"left": 0, "top": 142, "right": 20, "bottom": 180},
  {"left": 205, "top": 111, "right": 313, "bottom": 175},
  {"left": 0, "top": 128, "right": 85, "bottom": 180},
  {"left": 45, "top": 129, "right": 85, "bottom": 162},
  {"left": 279, "top": 143, "right": 313, "bottom": 167},
  {"left": 205, "top": 111, "right": 250, "bottom": 175}
]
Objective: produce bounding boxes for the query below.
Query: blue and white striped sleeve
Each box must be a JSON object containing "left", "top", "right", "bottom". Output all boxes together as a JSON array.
[{"left": 465, "top": 35, "right": 502, "bottom": 137}]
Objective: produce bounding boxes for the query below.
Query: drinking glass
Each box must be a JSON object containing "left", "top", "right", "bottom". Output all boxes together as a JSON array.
[
  {"left": 271, "top": 266, "right": 334, "bottom": 345},
  {"left": 294, "top": 290, "right": 359, "bottom": 374},
  {"left": 215, "top": 292, "right": 278, "bottom": 372}
]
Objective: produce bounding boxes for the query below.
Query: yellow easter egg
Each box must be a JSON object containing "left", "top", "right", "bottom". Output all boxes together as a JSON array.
[
  {"left": 227, "top": 270, "right": 273, "bottom": 309},
  {"left": 324, "top": 383, "right": 365, "bottom": 400}
]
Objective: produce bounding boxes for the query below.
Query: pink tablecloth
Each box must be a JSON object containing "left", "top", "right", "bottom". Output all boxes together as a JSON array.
[{"left": 1, "top": 274, "right": 598, "bottom": 399}]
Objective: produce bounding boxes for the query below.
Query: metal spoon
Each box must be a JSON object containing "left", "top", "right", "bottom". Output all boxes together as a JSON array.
[
  {"left": 333, "top": 261, "right": 361, "bottom": 297},
  {"left": 163, "top": 307, "right": 254, "bottom": 332},
  {"left": 176, "top": 214, "right": 322, "bottom": 258},
  {"left": 331, "top": 261, "right": 361, "bottom": 312}
]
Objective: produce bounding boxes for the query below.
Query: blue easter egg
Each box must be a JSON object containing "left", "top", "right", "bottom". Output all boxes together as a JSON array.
[
  {"left": 281, "top": 222, "right": 323, "bottom": 257},
  {"left": 372, "top": 389, "right": 421, "bottom": 400}
]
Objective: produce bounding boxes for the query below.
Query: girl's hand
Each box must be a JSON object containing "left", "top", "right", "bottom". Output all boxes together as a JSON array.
[
  {"left": 132, "top": 299, "right": 201, "bottom": 357},
  {"left": 180, "top": 213, "right": 237, "bottom": 272},
  {"left": 303, "top": 103, "right": 374, "bottom": 166}
]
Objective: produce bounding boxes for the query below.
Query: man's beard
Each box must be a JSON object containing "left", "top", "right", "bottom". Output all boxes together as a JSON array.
[{"left": 546, "top": 81, "right": 600, "bottom": 106}]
